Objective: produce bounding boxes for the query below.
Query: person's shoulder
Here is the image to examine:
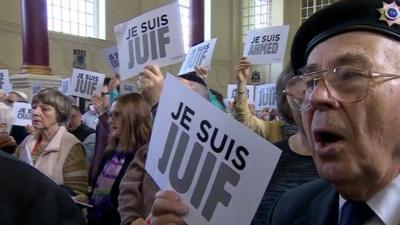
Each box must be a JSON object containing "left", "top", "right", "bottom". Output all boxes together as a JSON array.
[
  {"left": 0, "top": 151, "right": 68, "bottom": 194},
  {"left": 63, "top": 129, "right": 83, "bottom": 144},
  {"left": 0, "top": 152, "right": 85, "bottom": 225},
  {"left": 270, "top": 179, "right": 332, "bottom": 220},
  {"left": 80, "top": 123, "right": 95, "bottom": 133}
]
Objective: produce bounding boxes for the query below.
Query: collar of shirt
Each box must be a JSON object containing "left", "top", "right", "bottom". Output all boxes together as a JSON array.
[{"left": 338, "top": 175, "right": 400, "bottom": 225}]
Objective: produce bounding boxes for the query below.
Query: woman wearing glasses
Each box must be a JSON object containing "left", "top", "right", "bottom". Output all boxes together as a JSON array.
[{"left": 88, "top": 92, "right": 151, "bottom": 225}]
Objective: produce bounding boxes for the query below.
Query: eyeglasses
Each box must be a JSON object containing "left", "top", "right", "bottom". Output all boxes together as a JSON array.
[
  {"left": 284, "top": 65, "right": 400, "bottom": 111},
  {"left": 101, "top": 91, "right": 110, "bottom": 97},
  {"left": 108, "top": 111, "right": 121, "bottom": 121}
]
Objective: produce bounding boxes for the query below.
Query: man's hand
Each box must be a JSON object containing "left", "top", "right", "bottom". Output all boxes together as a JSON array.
[
  {"left": 235, "top": 57, "right": 251, "bottom": 85},
  {"left": 138, "top": 65, "right": 165, "bottom": 107},
  {"left": 151, "top": 190, "right": 188, "bottom": 225},
  {"left": 109, "top": 73, "right": 121, "bottom": 91},
  {"left": 91, "top": 94, "right": 107, "bottom": 116},
  {"left": 194, "top": 65, "right": 208, "bottom": 81}
]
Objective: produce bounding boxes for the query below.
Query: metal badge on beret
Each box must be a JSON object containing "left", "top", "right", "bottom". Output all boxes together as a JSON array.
[{"left": 378, "top": 1, "right": 400, "bottom": 26}]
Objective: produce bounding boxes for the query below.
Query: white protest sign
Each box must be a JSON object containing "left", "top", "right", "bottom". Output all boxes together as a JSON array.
[
  {"left": 114, "top": 1, "right": 185, "bottom": 80},
  {"left": 255, "top": 83, "right": 277, "bottom": 110},
  {"left": 121, "top": 82, "right": 135, "bottom": 94},
  {"left": 21, "top": 145, "right": 33, "bottom": 166},
  {"left": 59, "top": 78, "right": 71, "bottom": 95},
  {"left": 227, "top": 84, "right": 254, "bottom": 103},
  {"left": 101, "top": 45, "right": 120, "bottom": 74},
  {"left": 243, "top": 25, "right": 289, "bottom": 65},
  {"left": 0, "top": 69, "right": 11, "bottom": 92},
  {"left": 146, "top": 75, "right": 282, "bottom": 225},
  {"left": 69, "top": 68, "right": 105, "bottom": 99},
  {"left": 12, "top": 102, "right": 32, "bottom": 126},
  {"left": 178, "top": 38, "right": 217, "bottom": 75},
  {"left": 32, "top": 83, "right": 42, "bottom": 95}
]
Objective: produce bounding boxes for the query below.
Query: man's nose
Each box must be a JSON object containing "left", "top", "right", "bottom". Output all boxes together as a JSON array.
[{"left": 308, "top": 79, "right": 340, "bottom": 111}]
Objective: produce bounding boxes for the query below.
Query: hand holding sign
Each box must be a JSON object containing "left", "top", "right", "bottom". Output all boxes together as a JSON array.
[
  {"left": 109, "top": 73, "right": 121, "bottom": 92},
  {"left": 194, "top": 65, "right": 208, "bottom": 81},
  {"left": 235, "top": 57, "right": 251, "bottom": 84},
  {"left": 146, "top": 75, "right": 281, "bottom": 225},
  {"left": 138, "top": 65, "right": 165, "bottom": 106},
  {"left": 91, "top": 95, "right": 107, "bottom": 116},
  {"left": 151, "top": 190, "right": 188, "bottom": 225}
]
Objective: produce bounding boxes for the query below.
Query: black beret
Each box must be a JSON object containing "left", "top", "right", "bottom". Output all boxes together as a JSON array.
[
  {"left": 178, "top": 71, "right": 208, "bottom": 87},
  {"left": 291, "top": 0, "right": 400, "bottom": 72}
]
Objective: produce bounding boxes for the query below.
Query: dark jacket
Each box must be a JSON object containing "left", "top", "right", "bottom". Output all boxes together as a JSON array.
[
  {"left": 88, "top": 149, "right": 135, "bottom": 225},
  {"left": 269, "top": 179, "right": 339, "bottom": 225},
  {"left": 70, "top": 122, "right": 95, "bottom": 142},
  {"left": 89, "top": 113, "right": 109, "bottom": 185},
  {"left": 0, "top": 151, "right": 85, "bottom": 225}
]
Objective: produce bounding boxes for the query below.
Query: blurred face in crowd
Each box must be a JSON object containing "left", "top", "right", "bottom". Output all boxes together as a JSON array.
[
  {"left": 6, "top": 92, "right": 21, "bottom": 107},
  {"left": 31, "top": 101, "right": 59, "bottom": 132},
  {"left": 108, "top": 101, "right": 122, "bottom": 138},
  {"left": 0, "top": 91, "right": 7, "bottom": 103},
  {"left": 301, "top": 32, "right": 400, "bottom": 200},
  {"left": 67, "top": 108, "right": 81, "bottom": 131}
]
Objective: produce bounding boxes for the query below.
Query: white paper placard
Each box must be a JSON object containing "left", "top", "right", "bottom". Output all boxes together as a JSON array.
[
  {"left": 69, "top": 68, "right": 105, "bottom": 99},
  {"left": 121, "top": 82, "right": 135, "bottom": 94},
  {"left": 101, "top": 45, "right": 120, "bottom": 74},
  {"left": 254, "top": 83, "right": 277, "bottom": 110},
  {"left": 114, "top": 1, "right": 185, "bottom": 80},
  {"left": 243, "top": 25, "right": 289, "bottom": 65},
  {"left": 0, "top": 69, "right": 11, "bottom": 92},
  {"left": 227, "top": 84, "right": 255, "bottom": 104},
  {"left": 146, "top": 75, "right": 282, "bottom": 225},
  {"left": 21, "top": 145, "right": 33, "bottom": 166},
  {"left": 12, "top": 102, "right": 32, "bottom": 126},
  {"left": 59, "top": 78, "right": 71, "bottom": 95},
  {"left": 32, "top": 83, "right": 42, "bottom": 95},
  {"left": 178, "top": 38, "right": 217, "bottom": 75}
]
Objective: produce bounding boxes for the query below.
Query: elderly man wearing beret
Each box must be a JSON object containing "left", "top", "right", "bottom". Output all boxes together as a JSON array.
[
  {"left": 268, "top": 0, "right": 400, "bottom": 224},
  {"left": 125, "top": 0, "right": 400, "bottom": 225}
]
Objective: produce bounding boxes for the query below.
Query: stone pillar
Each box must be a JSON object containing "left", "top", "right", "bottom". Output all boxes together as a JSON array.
[
  {"left": 190, "top": 0, "right": 204, "bottom": 46},
  {"left": 20, "top": 0, "right": 52, "bottom": 75}
]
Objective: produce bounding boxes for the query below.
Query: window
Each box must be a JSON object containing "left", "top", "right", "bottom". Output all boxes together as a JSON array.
[
  {"left": 179, "top": 0, "right": 190, "bottom": 52},
  {"left": 301, "top": 0, "right": 337, "bottom": 23},
  {"left": 242, "top": 0, "right": 272, "bottom": 42},
  {"left": 47, "top": 0, "right": 105, "bottom": 39}
]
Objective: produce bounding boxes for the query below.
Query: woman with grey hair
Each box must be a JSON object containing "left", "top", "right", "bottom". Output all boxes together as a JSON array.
[{"left": 15, "top": 88, "right": 88, "bottom": 198}]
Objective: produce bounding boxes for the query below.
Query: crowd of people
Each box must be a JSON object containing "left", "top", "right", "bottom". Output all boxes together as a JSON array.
[{"left": 1, "top": 0, "right": 399, "bottom": 224}]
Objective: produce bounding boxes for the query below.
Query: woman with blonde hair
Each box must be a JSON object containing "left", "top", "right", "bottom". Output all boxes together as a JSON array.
[{"left": 88, "top": 92, "right": 151, "bottom": 225}]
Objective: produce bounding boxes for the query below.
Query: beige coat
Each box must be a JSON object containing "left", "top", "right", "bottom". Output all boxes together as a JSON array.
[{"left": 16, "top": 126, "right": 84, "bottom": 186}]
